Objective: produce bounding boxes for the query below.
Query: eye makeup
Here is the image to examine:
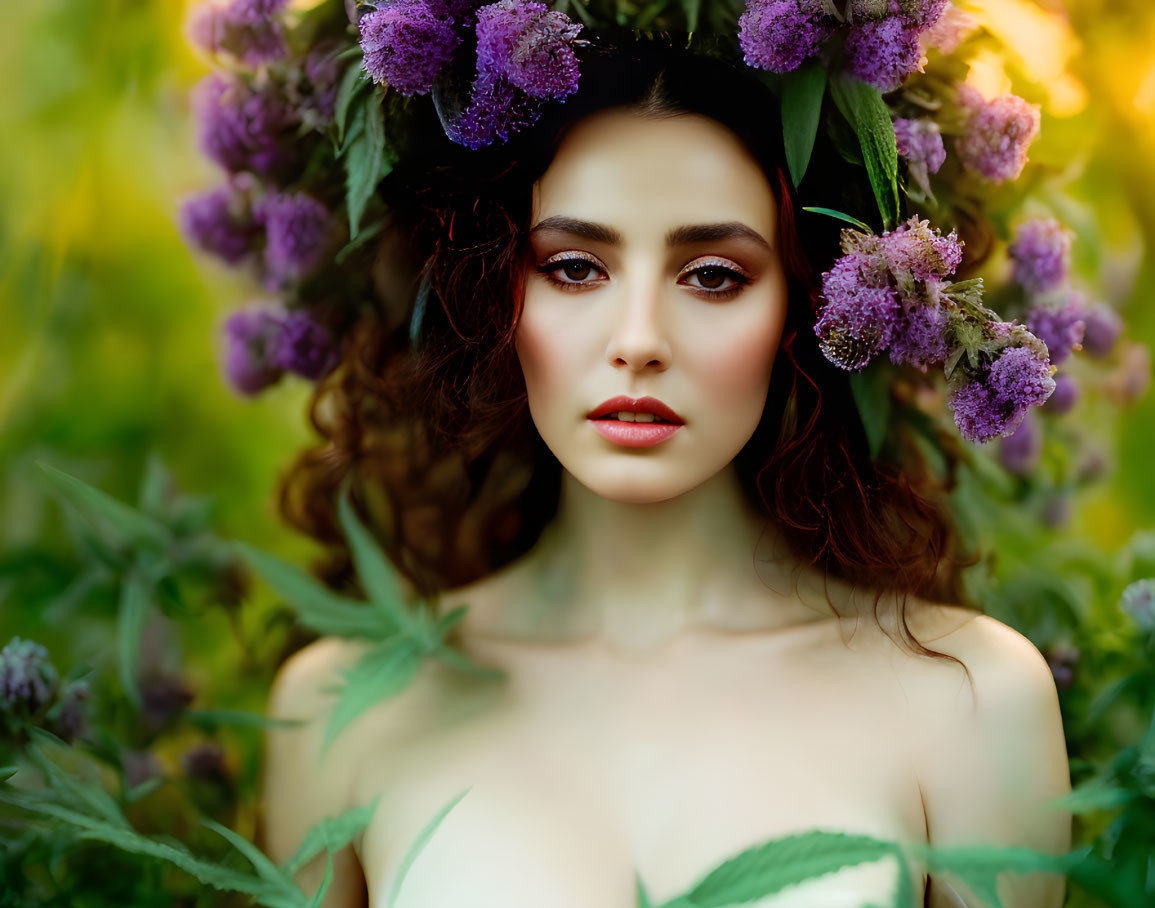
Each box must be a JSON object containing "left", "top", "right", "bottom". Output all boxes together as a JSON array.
[{"left": 535, "top": 252, "right": 754, "bottom": 301}]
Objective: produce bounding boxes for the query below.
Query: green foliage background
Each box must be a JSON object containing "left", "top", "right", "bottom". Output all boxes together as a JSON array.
[{"left": 1, "top": 0, "right": 1154, "bottom": 905}]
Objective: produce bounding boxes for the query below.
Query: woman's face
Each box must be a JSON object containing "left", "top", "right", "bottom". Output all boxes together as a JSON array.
[{"left": 516, "top": 109, "right": 789, "bottom": 504}]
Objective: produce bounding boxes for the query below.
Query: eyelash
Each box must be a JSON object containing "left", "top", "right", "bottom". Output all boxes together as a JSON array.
[{"left": 536, "top": 254, "right": 752, "bottom": 301}]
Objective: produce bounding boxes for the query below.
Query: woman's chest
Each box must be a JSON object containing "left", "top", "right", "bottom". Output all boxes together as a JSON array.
[{"left": 350, "top": 633, "right": 929, "bottom": 907}]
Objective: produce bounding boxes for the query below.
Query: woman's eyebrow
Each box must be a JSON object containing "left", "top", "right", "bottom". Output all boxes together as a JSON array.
[{"left": 529, "top": 216, "right": 773, "bottom": 252}]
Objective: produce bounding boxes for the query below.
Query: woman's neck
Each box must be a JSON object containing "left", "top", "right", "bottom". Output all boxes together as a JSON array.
[{"left": 470, "top": 465, "right": 838, "bottom": 653}]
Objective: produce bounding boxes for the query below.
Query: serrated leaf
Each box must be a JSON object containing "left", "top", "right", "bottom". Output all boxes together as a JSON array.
[
  {"left": 37, "top": 462, "right": 172, "bottom": 553},
  {"left": 386, "top": 787, "right": 471, "bottom": 908},
  {"left": 204, "top": 817, "right": 298, "bottom": 896},
  {"left": 323, "top": 636, "right": 423, "bottom": 753},
  {"left": 335, "top": 59, "right": 369, "bottom": 146},
  {"left": 781, "top": 62, "right": 827, "bottom": 187},
  {"left": 0, "top": 794, "right": 272, "bottom": 897},
  {"left": 434, "top": 604, "right": 470, "bottom": 640},
  {"left": 828, "top": 75, "right": 899, "bottom": 229},
  {"left": 905, "top": 840, "right": 1083, "bottom": 908},
  {"left": 117, "top": 569, "right": 152, "bottom": 708},
  {"left": 431, "top": 644, "right": 507, "bottom": 681},
  {"left": 25, "top": 732, "right": 129, "bottom": 829},
  {"left": 685, "top": 829, "right": 895, "bottom": 905},
  {"left": 234, "top": 542, "right": 393, "bottom": 639},
  {"left": 337, "top": 491, "right": 409, "bottom": 636},
  {"left": 802, "top": 207, "right": 873, "bottom": 234},
  {"left": 1049, "top": 776, "right": 1135, "bottom": 814},
  {"left": 345, "top": 93, "right": 386, "bottom": 239},
  {"left": 283, "top": 795, "right": 383, "bottom": 878},
  {"left": 849, "top": 369, "right": 892, "bottom": 460}
]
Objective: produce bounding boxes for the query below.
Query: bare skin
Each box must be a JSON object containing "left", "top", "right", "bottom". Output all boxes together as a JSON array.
[{"left": 261, "top": 111, "right": 1072, "bottom": 906}]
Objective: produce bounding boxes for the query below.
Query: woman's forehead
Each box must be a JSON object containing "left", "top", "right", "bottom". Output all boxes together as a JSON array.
[{"left": 531, "top": 109, "right": 777, "bottom": 240}]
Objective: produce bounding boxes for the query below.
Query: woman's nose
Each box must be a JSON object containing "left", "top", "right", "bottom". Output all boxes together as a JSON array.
[{"left": 604, "top": 276, "right": 672, "bottom": 372}]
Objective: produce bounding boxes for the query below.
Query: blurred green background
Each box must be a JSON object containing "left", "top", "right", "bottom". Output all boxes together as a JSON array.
[{"left": 0, "top": 0, "right": 1152, "bottom": 704}]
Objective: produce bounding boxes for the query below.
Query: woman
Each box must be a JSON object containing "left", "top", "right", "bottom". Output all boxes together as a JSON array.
[{"left": 260, "top": 33, "right": 1071, "bottom": 908}]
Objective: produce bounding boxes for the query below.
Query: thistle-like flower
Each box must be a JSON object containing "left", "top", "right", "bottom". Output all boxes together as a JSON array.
[
  {"left": 1008, "top": 218, "right": 1073, "bottom": 294},
  {"left": 1027, "top": 292, "right": 1087, "bottom": 366},
  {"left": 0, "top": 638, "right": 59, "bottom": 721},
  {"left": 273, "top": 309, "right": 340, "bottom": 380},
  {"left": 843, "top": 15, "right": 925, "bottom": 93},
  {"left": 893, "top": 118, "right": 946, "bottom": 197},
  {"left": 738, "top": 0, "right": 833, "bottom": 74},
  {"left": 947, "top": 344, "right": 1055, "bottom": 443},
  {"left": 179, "top": 183, "right": 258, "bottom": 265},
  {"left": 955, "top": 85, "right": 1041, "bottom": 184},
  {"left": 221, "top": 305, "right": 287, "bottom": 395},
  {"left": 255, "top": 191, "right": 333, "bottom": 288},
  {"left": 187, "top": 0, "right": 292, "bottom": 68},
  {"left": 475, "top": 0, "right": 584, "bottom": 99},
  {"left": 359, "top": 0, "right": 462, "bottom": 95},
  {"left": 192, "top": 73, "right": 298, "bottom": 177}
]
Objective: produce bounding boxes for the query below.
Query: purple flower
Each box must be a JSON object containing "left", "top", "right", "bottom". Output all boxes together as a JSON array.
[
  {"left": 0, "top": 638, "right": 59, "bottom": 719},
  {"left": 300, "top": 40, "right": 344, "bottom": 124},
  {"left": 273, "top": 310, "right": 340, "bottom": 380},
  {"left": 1008, "top": 218, "right": 1072, "bottom": 294},
  {"left": 893, "top": 0, "right": 949, "bottom": 29},
  {"left": 1028, "top": 295, "right": 1086, "bottom": 365},
  {"left": 441, "top": 67, "right": 545, "bottom": 149},
  {"left": 999, "top": 410, "right": 1040, "bottom": 475},
  {"left": 140, "top": 673, "right": 195, "bottom": 731},
  {"left": 221, "top": 305, "right": 286, "bottom": 395},
  {"left": 183, "top": 742, "right": 229, "bottom": 781},
  {"left": 187, "top": 0, "right": 291, "bottom": 68},
  {"left": 255, "top": 192, "right": 332, "bottom": 288},
  {"left": 475, "top": 0, "right": 583, "bottom": 99},
  {"left": 888, "top": 301, "right": 951, "bottom": 369},
  {"left": 844, "top": 16, "right": 924, "bottom": 93},
  {"left": 739, "top": 0, "right": 833, "bottom": 74},
  {"left": 955, "top": 85, "right": 1041, "bottom": 184},
  {"left": 1121, "top": 579, "right": 1155, "bottom": 633},
  {"left": 1081, "top": 302, "right": 1123, "bottom": 358},
  {"left": 1045, "top": 643, "right": 1079, "bottom": 691},
  {"left": 50, "top": 680, "right": 91, "bottom": 743},
  {"left": 179, "top": 184, "right": 258, "bottom": 265},
  {"left": 1045, "top": 372, "right": 1079, "bottom": 414},
  {"left": 359, "top": 0, "right": 461, "bottom": 95},
  {"left": 815, "top": 254, "right": 903, "bottom": 371},
  {"left": 879, "top": 216, "right": 963, "bottom": 282},
  {"left": 192, "top": 73, "right": 298, "bottom": 176},
  {"left": 920, "top": 2, "right": 976, "bottom": 54},
  {"left": 948, "top": 345, "right": 1055, "bottom": 442},
  {"left": 893, "top": 118, "right": 946, "bottom": 197}
]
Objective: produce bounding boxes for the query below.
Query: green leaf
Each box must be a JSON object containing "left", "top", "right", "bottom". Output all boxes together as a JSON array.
[
  {"left": 802, "top": 207, "right": 873, "bottom": 234},
  {"left": 345, "top": 92, "right": 387, "bottom": 240},
  {"left": 1049, "top": 776, "right": 1136, "bottom": 814},
  {"left": 434, "top": 604, "right": 470, "bottom": 640},
  {"left": 781, "top": 62, "right": 827, "bottom": 187},
  {"left": 386, "top": 787, "right": 471, "bottom": 908},
  {"left": 37, "top": 462, "right": 172, "bottom": 553},
  {"left": 635, "top": 872, "right": 654, "bottom": 908},
  {"left": 828, "top": 74, "right": 900, "bottom": 229},
  {"left": 0, "top": 766, "right": 18, "bottom": 784},
  {"left": 337, "top": 491, "right": 409, "bottom": 636},
  {"left": 25, "top": 731, "right": 130, "bottom": 829},
  {"left": 0, "top": 794, "right": 271, "bottom": 898},
  {"left": 905, "top": 840, "right": 1084, "bottom": 908},
  {"left": 283, "top": 796, "right": 383, "bottom": 878},
  {"left": 431, "top": 644, "right": 507, "bottom": 681},
  {"left": 849, "top": 369, "right": 892, "bottom": 460},
  {"left": 323, "top": 636, "right": 423, "bottom": 754},
  {"left": 678, "top": 0, "right": 701, "bottom": 31},
  {"left": 684, "top": 829, "right": 896, "bottom": 905},
  {"left": 307, "top": 852, "right": 335, "bottom": 908},
  {"left": 204, "top": 818, "right": 298, "bottom": 897},
  {"left": 124, "top": 776, "right": 165, "bottom": 804},
  {"left": 137, "top": 452, "right": 171, "bottom": 518},
  {"left": 187, "top": 709, "right": 306, "bottom": 731},
  {"left": 117, "top": 569, "right": 153, "bottom": 708},
  {"left": 335, "top": 59, "right": 369, "bottom": 147},
  {"left": 234, "top": 541, "right": 393, "bottom": 639}
]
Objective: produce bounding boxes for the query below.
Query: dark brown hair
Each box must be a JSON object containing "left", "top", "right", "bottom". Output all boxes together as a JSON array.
[{"left": 278, "top": 30, "right": 978, "bottom": 671}]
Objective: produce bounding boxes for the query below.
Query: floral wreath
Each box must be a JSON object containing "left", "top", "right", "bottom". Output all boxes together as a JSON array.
[{"left": 179, "top": 0, "right": 1147, "bottom": 494}]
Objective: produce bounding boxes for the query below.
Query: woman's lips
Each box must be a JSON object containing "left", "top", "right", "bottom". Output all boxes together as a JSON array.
[{"left": 588, "top": 419, "right": 682, "bottom": 448}]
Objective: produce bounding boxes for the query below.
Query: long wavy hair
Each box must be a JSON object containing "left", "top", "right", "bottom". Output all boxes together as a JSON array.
[{"left": 278, "top": 30, "right": 979, "bottom": 670}]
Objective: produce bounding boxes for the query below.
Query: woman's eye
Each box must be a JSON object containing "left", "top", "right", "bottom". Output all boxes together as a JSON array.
[
  {"left": 538, "top": 257, "right": 606, "bottom": 289},
  {"left": 682, "top": 265, "right": 747, "bottom": 295},
  {"left": 536, "top": 257, "right": 750, "bottom": 298}
]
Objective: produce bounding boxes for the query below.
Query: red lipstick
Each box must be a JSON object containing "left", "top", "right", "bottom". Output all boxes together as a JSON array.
[{"left": 587, "top": 396, "right": 684, "bottom": 448}]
